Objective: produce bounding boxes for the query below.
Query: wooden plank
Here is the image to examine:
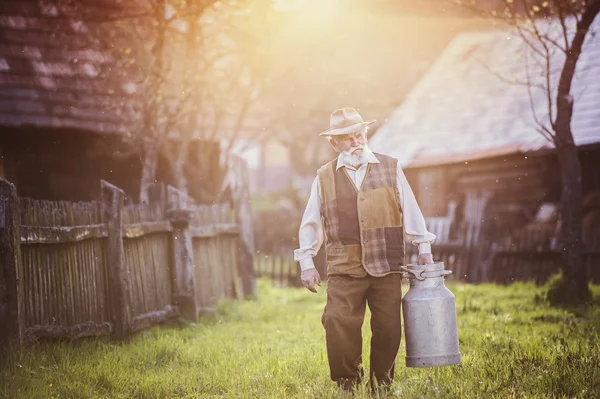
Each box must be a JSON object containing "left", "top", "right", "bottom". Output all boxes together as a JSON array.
[
  {"left": 190, "top": 223, "right": 238, "bottom": 238},
  {"left": 86, "top": 241, "right": 95, "bottom": 322},
  {"left": 42, "top": 245, "right": 51, "bottom": 325},
  {"left": 225, "top": 236, "right": 233, "bottom": 297},
  {"left": 140, "top": 237, "right": 151, "bottom": 314},
  {"left": 231, "top": 160, "right": 257, "bottom": 299},
  {"left": 122, "top": 221, "right": 172, "bottom": 239},
  {"left": 0, "top": 179, "right": 25, "bottom": 347},
  {"left": 20, "top": 224, "right": 107, "bottom": 244},
  {"left": 153, "top": 234, "right": 170, "bottom": 309},
  {"left": 33, "top": 247, "right": 42, "bottom": 325},
  {"left": 169, "top": 209, "right": 198, "bottom": 320},
  {"left": 158, "top": 235, "right": 171, "bottom": 307},
  {"left": 130, "top": 305, "right": 178, "bottom": 333},
  {"left": 65, "top": 245, "right": 75, "bottom": 326},
  {"left": 76, "top": 243, "right": 86, "bottom": 323},
  {"left": 216, "top": 236, "right": 224, "bottom": 300},
  {"left": 25, "top": 321, "right": 112, "bottom": 342},
  {"left": 18, "top": 197, "right": 103, "bottom": 227},
  {"left": 81, "top": 241, "right": 90, "bottom": 323},
  {"left": 132, "top": 243, "right": 143, "bottom": 315},
  {"left": 93, "top": 240, "right": 106, "bottom": 322},
  {"left": 101, "top": 180, "right": 131, "bottom": 339},
  {"left": 229, "top": 236, "right": 238, "bottom": 298},
  {"left": 198, "top": 237, "right": 214, "bottom": 311},
  {"left": 21, "top": 249, "right": 31, "bottom": 327}
]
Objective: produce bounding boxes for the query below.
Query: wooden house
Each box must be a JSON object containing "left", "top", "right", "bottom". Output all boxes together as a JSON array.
[
  {"left": 369, "top": 21, "right": 600, "bottom": 283},
  {"left": 0, "top": 0, "right": 224, "bottom": 202},
  {"left": 0, "top": 0, "right": 143, "bottom": 200}
]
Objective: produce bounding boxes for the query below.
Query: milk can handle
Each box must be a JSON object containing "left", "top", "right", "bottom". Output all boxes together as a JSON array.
[{"left": 400, "top": 266, "right": 452, "bottom": 280}]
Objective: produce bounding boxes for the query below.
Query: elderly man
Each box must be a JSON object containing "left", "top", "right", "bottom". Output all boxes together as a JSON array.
[{"left": 294, "top": 107, "right": 436, "bottom": 392}]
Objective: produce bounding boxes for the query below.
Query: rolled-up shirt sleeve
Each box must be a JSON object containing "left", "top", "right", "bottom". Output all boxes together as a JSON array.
[
  {"left": 293, "top": 177, "right": 324, "bottom": 271},
  {"left": 397, "top": 162, "right": 436, "bottom": 254}
]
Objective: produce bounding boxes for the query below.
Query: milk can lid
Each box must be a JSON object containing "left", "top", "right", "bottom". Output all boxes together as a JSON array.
[
  {"left": 405, "top": 262, "right": 445, "bottom": 273},
  {"left": 402, "top": 262, "right": 451, "bottom": 280}
]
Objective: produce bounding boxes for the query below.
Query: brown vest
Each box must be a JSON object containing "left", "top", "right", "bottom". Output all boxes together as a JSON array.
[{"left": 317, "top": 153, "right": 405, "bottom": 277}]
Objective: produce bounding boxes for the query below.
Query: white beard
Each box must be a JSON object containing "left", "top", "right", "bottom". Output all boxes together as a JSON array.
[{"left": 340, "top": 144, "right": 372, "bottom": 168}]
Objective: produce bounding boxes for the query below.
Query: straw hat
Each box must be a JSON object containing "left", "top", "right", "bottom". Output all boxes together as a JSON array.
[{"left": 319, "top": 107, "right": 376, "bottom": 137}]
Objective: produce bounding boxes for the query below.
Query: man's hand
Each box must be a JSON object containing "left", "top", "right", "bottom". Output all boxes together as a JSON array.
[
  {"left": 417, "top": 253, "right": 434, "bottom": 265},
  {"left": 301, "top": 268, "right": 322, "bottom": 293}
]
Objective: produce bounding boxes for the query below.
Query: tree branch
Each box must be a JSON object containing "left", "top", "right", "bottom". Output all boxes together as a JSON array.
[
  {"left": 524, "top": 48, "right": 556, "bottom": 143},
  {"left": 474, "top": 57, "right": 546, "bottom": 90},
  {"left": 556, "top": 0, "right": 573, "bottom": 51}
]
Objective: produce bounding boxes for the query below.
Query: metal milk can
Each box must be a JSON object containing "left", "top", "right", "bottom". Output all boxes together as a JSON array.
[{"left": 400, "top": 262, "right": 461, "bottom": 367}]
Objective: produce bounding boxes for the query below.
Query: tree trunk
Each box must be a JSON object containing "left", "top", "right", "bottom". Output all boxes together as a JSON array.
[
  {"left": 554, "top": 131, "right": 589, "bottom": 301},
  {"left": 549, "top": 1, "right": 600, "bottom": 302},
  {"left": 139, "top": 140, "right": 159, "bottom": 204}
]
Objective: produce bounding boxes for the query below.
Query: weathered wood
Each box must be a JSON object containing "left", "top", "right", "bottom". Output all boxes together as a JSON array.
[
  {"left": 25, "top": 321, "right": 113, "bottom": 342},
  {"left": 123, "top": 202, "right": 165, "bottom": 225},
  {"left": 130, "top": 305, "right": 178, "bottom": 333},
  {"left": 101, "top": 180, "right": 131, "bottom": 339},
  {"left": 19, "top": 198, "right": 102, "bottom": 226},
  {"left": 208, "top": 236, "right": 218, "bottom": 305},
  {"left": 231, "top": 156, "right": 257, "bottom": 298},
  {"left": 190, "top": 223, "right": 238, "bottom": 238},
  {"left": 0, "top": 178, "right": 25, "bottom": 347},
  {"left": 149, "top": 235, "right": 168, "bottom": 310},
  {"left": 192, "top": 237, "right": 212, "bottom": 312},
  {"left": 169, "top": 208, "right": 198, "bottom": 321},
  {"left": 490, "top": 251, "right": 562, "bottom": 285},
  {"left": 122, "top": 221, "right": 172, "bottom": 238},
  {"left": 167, "top": 185, "right": 195, "bottom": 211},
  {"left": 20, "top": 224, "right": 108, "bottom": 244},
  {"left": 7, "top": 176, "right": 250, "bottom": 346}
]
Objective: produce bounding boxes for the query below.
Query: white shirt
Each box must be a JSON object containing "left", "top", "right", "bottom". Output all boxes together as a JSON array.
[{"left": 294, "top": 151, "right": 436, "bottom": 272}]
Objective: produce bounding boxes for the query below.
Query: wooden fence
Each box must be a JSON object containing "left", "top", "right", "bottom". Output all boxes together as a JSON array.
[
  {"left": 251, "top": 198, "right": 599, "bottom": 287},
  {"left": 254, "top": 236, "right": 599, "bottom": 287},
  {"left": 0, "top": 178, "right": 253, "bottom": 348}
]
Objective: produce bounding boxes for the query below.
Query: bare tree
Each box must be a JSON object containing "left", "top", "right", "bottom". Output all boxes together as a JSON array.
[
  {"left": 458, "top": 0, "right": 600, "bottom": 302},
  {"left": 62, "top": 0, "right": 272, "bottom": 203},
  {"left": 53, "top": 0, "right": 226, "bottom": 202},
  {"left": 109, "top": 0, "right": 221, "bottom": 204}
]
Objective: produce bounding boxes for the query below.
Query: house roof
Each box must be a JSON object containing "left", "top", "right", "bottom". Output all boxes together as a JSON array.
[
  {"left": 0, "top": 0, "right": 131, "bottom": 135},
  {"left": 369, "top": 18, "right": 600, "bottom": 168}
]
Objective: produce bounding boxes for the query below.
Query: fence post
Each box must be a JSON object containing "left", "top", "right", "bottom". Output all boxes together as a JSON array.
[
  {"left": 232, "top": 158, "right": 257, "bottom": 298},
  {"left": 101, "top": 180, "right": 131, "bottom": 339},
  {"left": 0, "top": 178, "right": 24, "bottom": 348},
  {"left": 168, "top": 208, "right": 198, "bottom": 321}
]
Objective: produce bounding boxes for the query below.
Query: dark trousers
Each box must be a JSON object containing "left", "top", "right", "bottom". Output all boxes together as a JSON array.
[{"left": 321, "top": 273, "right": 403, "bottom": 388}]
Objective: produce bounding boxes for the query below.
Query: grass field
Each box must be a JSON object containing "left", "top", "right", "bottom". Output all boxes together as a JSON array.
[{"left": 1, "top": 278, "right": 599, "bottom": 398}]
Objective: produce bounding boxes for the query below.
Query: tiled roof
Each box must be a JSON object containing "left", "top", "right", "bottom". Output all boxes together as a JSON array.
[
  {"left": 370, "top": 18, "right": 600, "bottom": 168},
  {"left": 0, "top": 0, "right": 132, "bottom": 134}
]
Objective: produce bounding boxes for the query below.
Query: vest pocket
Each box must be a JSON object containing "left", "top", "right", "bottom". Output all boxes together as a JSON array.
[
  {"left": 326, "top": 245, "right": 348, "bottom": 266},
  {"left": 326, "top": 244, "right": 367, "bottom": 277}
]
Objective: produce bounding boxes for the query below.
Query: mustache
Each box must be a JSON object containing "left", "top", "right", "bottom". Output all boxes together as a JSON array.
[{"left": 341, "top": 144, "right": 367, "bottom": 157}]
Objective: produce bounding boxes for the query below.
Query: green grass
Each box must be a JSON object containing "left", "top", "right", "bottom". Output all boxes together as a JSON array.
[{"left": 1, "top": 279, "right": 599, "bottom": 398}]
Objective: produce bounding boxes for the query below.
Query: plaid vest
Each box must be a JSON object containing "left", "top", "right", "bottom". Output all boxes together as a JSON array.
[{"left": 317, "top": 153, "right": 405, "bottom": 277}]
